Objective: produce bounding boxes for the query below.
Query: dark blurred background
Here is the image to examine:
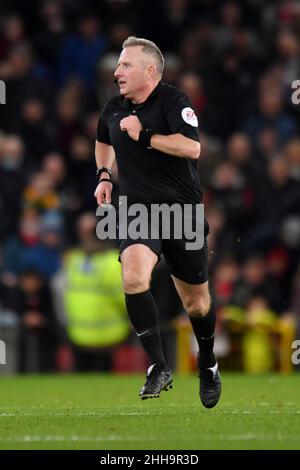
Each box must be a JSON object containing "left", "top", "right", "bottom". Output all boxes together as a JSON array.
[{"left": 0, "top": 0, "right": 300, "bottom": 375}]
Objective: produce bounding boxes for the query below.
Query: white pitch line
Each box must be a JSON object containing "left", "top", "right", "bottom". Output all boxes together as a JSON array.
[
  {"left": 209, "top": 434, "right": 300, "bottom": 442},
  {"left": 0, "top": 435, "right": 155, "bottom": 442},
  {"left": 0, "top": 434, "right": 299, "bottom": 443},
  {"left": 1, "top": 409, "right": 300, "bottom": 418}
]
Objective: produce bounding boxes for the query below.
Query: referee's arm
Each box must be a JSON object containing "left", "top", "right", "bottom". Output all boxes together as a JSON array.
[
  {"left": 149, "top": 133, "right": 200, "bottom": 160},
  {"left": 120, "top": 115, "right": 201, "bottom": 160},
  {"left": 95, "top": 141, "right": 116, "bottom": 175},
  {"left": 94, "top": 141, "right": 115, "bottom": 206},
  {"left": 95, "top": 105, "right": 115, "bottom": 173}
]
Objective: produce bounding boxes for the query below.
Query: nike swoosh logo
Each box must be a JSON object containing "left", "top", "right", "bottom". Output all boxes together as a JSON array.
[
  {"left": 113, "top": 112, "right": 120, "bottom": 116},
  {"left": 146, "top": 364, "right": 156, "bottom": 376},
  {"left": 200, "top": 333, "right": 215, "bottom": 340},
  {"left": 207, "top": 363, "right": 218, "bottom": 377},
  {"left": 137, "top": 329, "right": 151, "bottom": 337}
]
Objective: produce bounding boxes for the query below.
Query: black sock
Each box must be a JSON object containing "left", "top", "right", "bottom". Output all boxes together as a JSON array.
[
  {"left": 189, "top": 302, "right": 216, "bottom": 370},
  {"left": 125, "top": 290, "right": 168, "bottom": 369}
]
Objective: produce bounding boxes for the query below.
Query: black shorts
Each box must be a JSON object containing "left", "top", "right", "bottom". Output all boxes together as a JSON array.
[{"left": 118, "top": 212, "right": 209, "bottom": 285}]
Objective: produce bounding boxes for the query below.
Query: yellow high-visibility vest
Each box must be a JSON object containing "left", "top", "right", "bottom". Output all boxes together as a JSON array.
[{"left": 63, "top": 249, "right": 129, "bottom": 347}]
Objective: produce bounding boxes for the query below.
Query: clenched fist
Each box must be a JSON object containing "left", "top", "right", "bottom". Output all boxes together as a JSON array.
[{"left": 120, "top": 115, "right": 142, "bottom": 141}]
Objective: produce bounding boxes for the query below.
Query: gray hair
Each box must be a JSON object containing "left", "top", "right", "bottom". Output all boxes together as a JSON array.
[{"left": 122, "top": 36, "right": 164, "bottom": 76}]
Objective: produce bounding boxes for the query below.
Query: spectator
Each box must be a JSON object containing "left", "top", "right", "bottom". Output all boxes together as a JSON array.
[
  {"left": 58, "top": 14, "right": 107, "bottom": 88},
  {"left": 231, "top": 255, "right": 283, "bottom": 314},
  {"left": 17, "top": 269, "right": 59, "bottom": 372},
  {"left": 0, "top": 14, "right": 26, "bottom": 59},
  {"left": 2, "top": 208, "right": 63, "bottom": 278},
  {"left": 244, "top": 82, "right": 297, "bottom": 145},
  {"left": 0, "top": 135, "right": 26, "bottom": 240},
  {"left": 52, "top": 213, "right": 130, "bottom": 372},
  {"left": 55, "top": 93, "right": 82, "bottom": 155},
  {"left": 35, "top": 0, "right": 66, "bottom": 71},
  {"left": 18, "top": 97, "right": 56, "bottom": 163},
  {"left": 0, "top": 43, "right": 52, "bottom": 132}
]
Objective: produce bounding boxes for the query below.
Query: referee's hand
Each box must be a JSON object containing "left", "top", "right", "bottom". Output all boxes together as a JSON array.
[
  {"left": 94, "top": 180, "right": 112, "bottom": 206},
  {"left": 120, "top": 115, "right": 142, "bottom": 141}
]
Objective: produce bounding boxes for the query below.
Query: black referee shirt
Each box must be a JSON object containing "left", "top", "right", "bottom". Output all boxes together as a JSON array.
[{"left": 96, "top": 81, "right": 202, "bottom": 205}]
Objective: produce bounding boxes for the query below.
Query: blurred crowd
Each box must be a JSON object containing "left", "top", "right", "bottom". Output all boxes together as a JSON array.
[{"left": 0, "top": 0, "right": 300, "bottom": 374}]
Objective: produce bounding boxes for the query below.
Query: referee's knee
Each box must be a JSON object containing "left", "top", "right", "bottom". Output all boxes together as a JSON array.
[
  {"left": 185, "top": 296, "right": 211, "bottom": 318},
  {"left": 122, "top": 272, "right": 151, "bottom": 294}
]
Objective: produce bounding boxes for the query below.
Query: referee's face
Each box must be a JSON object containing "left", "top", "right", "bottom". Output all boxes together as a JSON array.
[{"left": 114, "top": 46, "right": 150, "bottom": 99}]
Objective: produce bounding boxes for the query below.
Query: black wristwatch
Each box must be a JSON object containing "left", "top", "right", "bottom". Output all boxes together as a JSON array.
[{"left": 96, "top": 167, "right": 112, "bottom": 181}]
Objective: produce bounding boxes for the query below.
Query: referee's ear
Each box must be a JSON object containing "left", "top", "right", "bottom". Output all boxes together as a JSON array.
[{"left": 146, "top": 63, "right": 157, "bottom": 80}]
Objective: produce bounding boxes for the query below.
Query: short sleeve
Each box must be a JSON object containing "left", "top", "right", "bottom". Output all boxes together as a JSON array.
[
  {"left": 164, "top": 90, "right": 200, "bottom": 142},
  {"left": 96, "top": 104, "right": 111, "bottom": 145}
]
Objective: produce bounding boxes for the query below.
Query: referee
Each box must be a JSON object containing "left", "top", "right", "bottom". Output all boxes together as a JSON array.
[{"left": 94, "top": 37, "right": 221, "bottom": 408}]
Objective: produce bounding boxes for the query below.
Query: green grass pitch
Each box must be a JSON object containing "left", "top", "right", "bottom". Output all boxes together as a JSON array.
[{"left": 0, "top": 373, "right": 299, "bottom": 450}]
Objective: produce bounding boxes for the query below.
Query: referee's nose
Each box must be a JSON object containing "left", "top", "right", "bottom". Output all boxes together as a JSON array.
[{"left": 114, "top": 65, "right": 122, "bottom": 80}]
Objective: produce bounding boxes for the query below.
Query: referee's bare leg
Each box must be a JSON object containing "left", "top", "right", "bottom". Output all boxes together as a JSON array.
[{"left": 121, "top": 244, "right": 173, "bottom": 399}]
